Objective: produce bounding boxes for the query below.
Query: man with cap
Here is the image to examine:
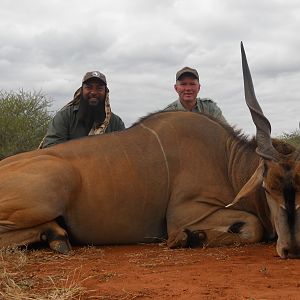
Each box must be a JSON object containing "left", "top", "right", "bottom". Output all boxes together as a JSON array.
[
  {"left": 164, "top": 67, "right": 227, "bottom": 123},
  {"left": 39, "top": 71, "right": 125, "bottom": 148}
]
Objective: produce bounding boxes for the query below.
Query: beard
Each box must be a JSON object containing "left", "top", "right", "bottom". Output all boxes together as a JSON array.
[{"left": 77, "top": 93, "right": 106, "bottom": 133}]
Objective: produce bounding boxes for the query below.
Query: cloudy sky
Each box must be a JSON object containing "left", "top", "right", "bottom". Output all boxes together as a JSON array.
[{"left": 1, "top": 0, "right": 299, "bottom": 136}]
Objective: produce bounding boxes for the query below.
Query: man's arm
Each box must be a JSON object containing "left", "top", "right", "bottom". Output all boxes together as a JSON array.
[
  {"left": 200, "top": 99, "right": 228, "bottom": 125},
  {"left": 107, "top": 113, "right": 126, "bottom": 132},
  {"left": 211, "top": 105, "right": 228, "bottom": 125},
  {"left": 115, "top": 117, "right": 125, "bottom": 131},
  {"left": 40, "top": 109, "right": 70, "bottom": 148}
]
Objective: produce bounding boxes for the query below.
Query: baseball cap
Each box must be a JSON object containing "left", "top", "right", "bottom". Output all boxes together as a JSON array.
[
  {"left": 82, "top": 71, "right": 107, "bottom": 84},
  {"left": 176, "top": 67, "right": 199, "bottom": 80}
]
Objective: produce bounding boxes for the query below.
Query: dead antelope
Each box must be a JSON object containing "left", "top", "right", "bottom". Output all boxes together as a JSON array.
[{"left": 0, "top": 43, "right": 299, "bottom": 259}]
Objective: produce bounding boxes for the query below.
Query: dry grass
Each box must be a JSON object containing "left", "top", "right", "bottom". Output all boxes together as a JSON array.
[{"left": 0, "top": 246, "right": 90, "bottom": 300}]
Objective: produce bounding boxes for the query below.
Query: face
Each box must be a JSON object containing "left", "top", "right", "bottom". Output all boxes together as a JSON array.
[
  {"left": 174, "top": 75, "right": 200, "bottom": 109},
  {"left": 82, "top": 78, "right": 106, "bottom": 106},
  {"left": 263, "top": 160, "right": 300, "bottom": 258}
]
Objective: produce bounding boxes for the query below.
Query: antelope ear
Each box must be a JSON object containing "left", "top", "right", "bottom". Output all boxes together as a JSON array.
[{"left": 226, "top": 159, "right": 265, "bottom": 208}]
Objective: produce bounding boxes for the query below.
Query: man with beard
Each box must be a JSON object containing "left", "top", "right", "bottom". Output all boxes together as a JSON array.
[{"left": 39, "top": 71, "right": 125, "bottom": 148}]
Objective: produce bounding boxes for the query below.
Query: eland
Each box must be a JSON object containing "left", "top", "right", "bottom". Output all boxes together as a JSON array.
[{"left": 0, "top": 43, "right": 299, "bottom": 259}]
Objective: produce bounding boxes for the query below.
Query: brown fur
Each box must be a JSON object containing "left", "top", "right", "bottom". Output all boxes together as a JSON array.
[{"left": 0, "top": 110, "right": 297, "bottom": 257}]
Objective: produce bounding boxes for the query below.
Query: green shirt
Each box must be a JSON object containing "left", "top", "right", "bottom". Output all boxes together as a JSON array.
[
  {"left": 41, "top": 103, "right": 125, "bottom": 148},
  {"left": 164, "top": 98, "right": 227, "bottom": 124}
]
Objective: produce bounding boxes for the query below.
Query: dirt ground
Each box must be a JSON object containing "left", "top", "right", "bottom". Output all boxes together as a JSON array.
[{"left": 1, "top": 242, "right": 300, "bottom": 299}]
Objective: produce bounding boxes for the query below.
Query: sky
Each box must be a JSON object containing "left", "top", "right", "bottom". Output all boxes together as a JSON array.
[{"left": 0, "top": 0, "right": 299, "bottom": 136}]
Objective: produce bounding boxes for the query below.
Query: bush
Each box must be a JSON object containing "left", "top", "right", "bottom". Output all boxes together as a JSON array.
[
  {"left": 278, "top": 130, "right": 300, "bottom": 148},
  {"left": 0, "top": 89, "right": 53, "bottom": 158}
]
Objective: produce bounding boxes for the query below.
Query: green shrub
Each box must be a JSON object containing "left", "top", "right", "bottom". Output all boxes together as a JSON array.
[{"left": 0, "top": 90, "right": 53, "bottom": 158}]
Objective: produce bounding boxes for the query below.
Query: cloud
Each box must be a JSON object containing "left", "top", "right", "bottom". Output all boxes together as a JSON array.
[{"left": 0, "top": 0, "right": 299, "bottom": 136}]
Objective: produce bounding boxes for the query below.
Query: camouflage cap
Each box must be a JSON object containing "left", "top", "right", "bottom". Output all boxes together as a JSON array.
[
  {"left": 176, "top": 67, "right": 199, "bottom": 81},
  {"left": 82, "top": 71, "right": 107, "bottom": 84}
]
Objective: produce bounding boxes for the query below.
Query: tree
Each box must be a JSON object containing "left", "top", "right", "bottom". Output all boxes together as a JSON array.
[{"left": 0, "top": 89, "right": 54, "bottom": 158}]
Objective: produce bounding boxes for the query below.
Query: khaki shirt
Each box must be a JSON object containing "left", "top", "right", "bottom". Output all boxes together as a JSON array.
[
  {"left": 40, "top": 103, "right": 125, "bottom": 148},
  {"left": 164, "top": 98, "right": 227, "bottom": 124}
]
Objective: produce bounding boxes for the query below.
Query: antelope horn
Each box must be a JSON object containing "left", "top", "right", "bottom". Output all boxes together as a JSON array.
[{"left": 241, "top": 42, "right": 280, "bottom": 161}]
